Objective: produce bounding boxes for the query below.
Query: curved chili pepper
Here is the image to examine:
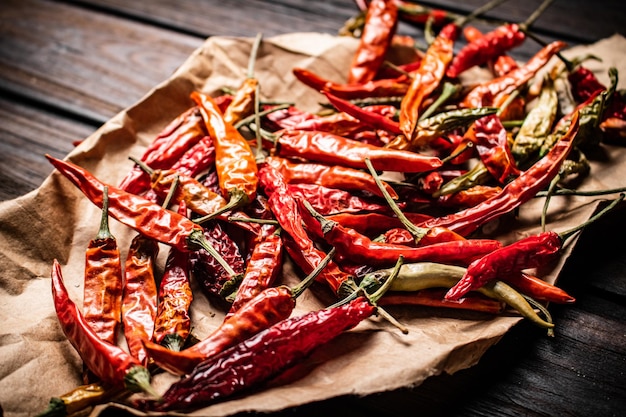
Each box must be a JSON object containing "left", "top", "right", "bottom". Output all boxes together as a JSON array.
[
  {"left": 472, "top": 113, "right": 520, "bottom": 184},
  {"left": 121, "top": 231, "right": 159, "bottom": 366},
  {"left": 418, "top": 111, "right": 580, "bottom": 236},
  {"left": 50, "top": 260, "right": 158, "bottom": 397},
  {"left": 118, "top": 106, "right": 207, "bottom": 195},
  {"left": 292, "top": 67, "right": 410, "bottom": 100},
  {"left": 438, "top": 184, "right": 502, "bottom": 208},
  {"left": 301, "top": 199, "right": 501, "bottom": 267},
  {"left": 347, "top": 0, "right": 398, "bottom": 85},
  {"left": 379, "top": 288, "right": 505, "bottom": 314},
  {"left": 83, "top": 186, "right": 123, "bottom": 346},
  {"left": 461, "top": 41, "right": 567, "bottom": 108},
  {"left": 46, "top": 155, "right": 240, "bottom": 279},
  {"left": 258, "top": 162, "right": 354, "bottom": 294},
  {"left": 191, "top": 91, "right": 258, "bottom": 220},
  {"left": 323, "top": 90, "right": 402, "bottom": 134},
  {"left": 287, "top": 183, "right": 397, "bottom": 215},
  {"left": 138, "top": 296, "right": 376, "bottom": 411},
  {"left": 36, "top": 383, "right": 125, "bottom": 417},
  {"left": 398, "top": 22, "right": 456, "bottom": 142},
  {"left": 462, "top": 25, "right": 519, "bottom": 77},
  {"left": 169, "top": 134, "right": 216, "bottom": 179},
  {"left": 151, "top": 202, "right": 193, "bottom": 352},
  {"left": 275, "top": 129, "right": 442, "bottom": 173},
  {"left": 143, "top": 248, "right": 335, "bottom": 376},
  {"left": 267, "top": 155, "right": 398, "bottom": 199},
  {"left": 504, "top": 271, "right": 575, "bottom": 304}
]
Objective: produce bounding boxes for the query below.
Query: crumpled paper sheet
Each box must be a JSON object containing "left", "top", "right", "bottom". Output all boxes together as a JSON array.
[{"left": 0, "top": 32, "right": 625, "bottom": 417}]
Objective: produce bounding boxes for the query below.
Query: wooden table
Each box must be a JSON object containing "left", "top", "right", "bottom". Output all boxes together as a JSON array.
[{"left": 1, "top": 1, "right": 625, "bottom": 416}]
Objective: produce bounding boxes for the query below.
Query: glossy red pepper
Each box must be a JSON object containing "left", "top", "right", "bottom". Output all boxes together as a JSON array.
[
  {"left": 504, "top": 272, "right": 575, "bottom": 304},
  {"left": 462, "top": 25, "right": 519, "bottom": 77},
  {"left": 138, "top": 297, "right": 375, "bottom": 411},
  {"left": 169, "top": 134, "right": 216, "bottom": 179},
  {"left": 379, "top": 288, "right": 505, "bottom": 314},
  {"left": 274, "top": 129, "right": 442, "bottom": 173},
  {"left": 472, "top": 113, "right": 520, "bottom": 184},
  {"left": 323, "top": 91, "right": 402, "bottom": 134},
  {"left": 347, "top": 0, "right": 398, "bottom": 85}
]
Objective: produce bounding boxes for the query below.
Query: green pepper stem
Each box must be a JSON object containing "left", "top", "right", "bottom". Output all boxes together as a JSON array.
[
  {"left": 188, "top": 228, "right": 238, "bottom": 277},
  {"left": 128, "top": 155, "right": 154, "bottom": 176},
  {"left": 193, "top": 190, "right": 247, "bottom": 224},
  {"left": 291, "top": 247, "right": 336, "bottom": 299},
  {"left": 125, "top": 366, "right": 161, "bottom": 399},
  {"left": 227, "top": 216, "right": 279, "bottom": 225},
  {"left": 364, "top": 157, "right": 428, "bottom": 243},
  {"left": 558, "top": 193, "right": 625, "bottom": 243}
]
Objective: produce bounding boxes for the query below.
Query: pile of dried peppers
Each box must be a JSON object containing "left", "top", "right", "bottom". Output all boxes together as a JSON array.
[{"left": 39, "top": 0, "right": 626, "bottom": 415}]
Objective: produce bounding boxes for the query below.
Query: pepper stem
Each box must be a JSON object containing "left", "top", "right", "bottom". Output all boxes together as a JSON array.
[
  {"left": 124, "top": 365, "right": 161, "bottom": 399},
  {"left": 188, "top": 228, "right": 239, "bottom": 278},
  {"left": 558, "top": 193, "right": 625, "bottom": 243},
  {"left": 192, "top": 190, "right": 247, "bottom": 224},
  {"left": 128, "top": 155, "right": 154, "bottom": 176},
  {"left": 364, "top": 157, "right": 429, "bottom": 243},
  {"left": 291, "top": 247, "right": 337, "bottom": 299},
  {"left": 367, "top": 256, "right": 409, "bottom": 334},
  {"left": 95, "top": 186, "right": 114, "bottom": 241}
]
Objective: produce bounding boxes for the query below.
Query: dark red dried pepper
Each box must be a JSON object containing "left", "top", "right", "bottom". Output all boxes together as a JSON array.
[
  {"left": 472, "top": 113, "right": 520, "bottom": 184},
  {"left": 138, "top": 296, "right": 376, "bottom": 411}
]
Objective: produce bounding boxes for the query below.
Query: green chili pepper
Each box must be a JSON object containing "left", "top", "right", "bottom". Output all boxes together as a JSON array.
[{"left": 433, "top": 162, "right": 491, "bottom": 198}]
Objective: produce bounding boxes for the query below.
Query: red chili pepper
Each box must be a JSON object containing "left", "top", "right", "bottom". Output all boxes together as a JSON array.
[
  {"left": 150, "top": 202, "right": 194, "bottom": 351},
  {"left": 258, "top": 162, "right": 354, "bottom": 294},
  {"left": 50, "top": 260, "right": 158, "bottom": 397},
  {"left": 379, "top": 288, "right": 505, "bottom": 314},
  {"left": 301, "top": 199, "right": 501, "bottom": 267},
  {"left": 472, "top": 113, "right": 520, "bottom": 184},
  {"left": 138, "top": 296, "right": 375, "bottom": 411},
  {"left": 393, "top": 0, "right": 453, "bottom": 27},
  {"left": 191, "top": 91, "right": 258, "bottom": 219},
  {"left": 189, "top": 220, "right": 246, "bottom": 307},
  {"left": 398, "top": 22, "right": 456, "bottom": 141},
  {"left": 461, "top": 41, "right": 567, "bottom": 108},
  {"left": 438, "top": 185, "right": 502, "bottom": 208},
  {"left": 347, "top": 0, "right": 398, "bottom": 85},
  {"left": 462, "top": 25, "right": 519, "bottom": 77},
  {"left": 418, "top": 111, "right": 580, "bottom": 236},
  {"left": 326, "top": 211, "right": 432, "bottom": 237},
  {"left": 169, "top": 134, "right": 216, "bottom": 179},
  {"left": 503, "top": 272, "right": 575, "bottom": 304},
  {"left": 323, "top": 91, "right": 402, "bottom": 134},
  {"left": 379, "top": 225, "right": 466, "bottom": 247},
  {"left": 293, "top": 67, "right": 410, "bottom": 100},
  {"left": 287, "top": 182, "right": 398, "bottom": 215},
  {"left": 226, "top": 228, "right": 284, "bottom": 316},
  {"left": 82, "top": 187, "right": 123, "bottom": 346},
  {"left": 288, "top": 111, "right": 368, "bottom": 138},
  {"left": 267, "top": 155, "right": 398, "bottom": 200},
  {"left": 121, "top": 230, "right": 159, "bottom": 366},
  {"left": 46, "top": 155, "right": 239, "bottom": 278},
  {"left": 118, "top": 106, "right": 207, "bottom": 195},
  {"left": 275, "top": 129, "right": 442, "bottom": 173}
]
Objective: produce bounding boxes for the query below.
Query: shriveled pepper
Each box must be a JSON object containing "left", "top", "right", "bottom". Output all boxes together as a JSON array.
[
  {"left": 323, "top": 90, "right": 402, "bottom": 134},
  {"left": 418, "top": 111, "right": 580, "bottom": 236},
  {"left": 461, "top": 25, "right": 519, "bottom": 77},
  {"left": 46, "top": 155, "right": 240, "bottom": 280},
  {"left": 191, "top": 91, "right": 258, "bottom": 221},
  {"left": 472, "top": 113, "right": 520, "bottom": 184},
  {"left": 50, "top": 260, "right": 158, "bottom": 397},
  {"left": 347, "top": 0, "right": 398, "bottom": 85},
  {"left": 274, "top": 129, "right": 442, "bottom": 173},
  {"left": 82, "top": 186, "right": 123, "bottom": 347},
  {"left": 143, "top": 248, "right": 335, "bottom": 376},
  {"left": 138, "top": 297, "right": 376, "bottom": 411},
  {"left": 266, "top": 155, "right": 398, "bottom": 199}
]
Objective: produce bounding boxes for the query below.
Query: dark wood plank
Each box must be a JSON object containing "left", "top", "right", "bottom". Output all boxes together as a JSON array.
[{"left": 0, "top": 0, "right": 202, "bottom": 126}]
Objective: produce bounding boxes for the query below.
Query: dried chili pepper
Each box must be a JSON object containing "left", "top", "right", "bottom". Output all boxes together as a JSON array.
[
  {"left": 46, "top": 155, "right": 240, "bottom": 279},
  {"left": 348, "top": 0, "right": 398, "bottom": 85},
  {"left": 323, "top": 90, "right": 402, "bottom": 134},
  {"left": 143, "top": 248, "right": 336, "bottom": 376},
  {"left": 301, "top": 199, "right": 501, "bottom": 267},
  {"left": 274, "top": 129, "right": 442, "bottom": 173},
  {"left": 169, "top": 134, "right": 216, "bottom": 179},
  {"left": 36, "top": 383, "right": 125, "bottom": 417},
  {"left": 461, "top": 25, "right": 519, "bottom": 77},
  {"left": 326, "top": 211, "right": 432, "bottom": 237},
  {"left": 129, "top": 155, "right": 227, "bottom": 216},
  {"left": 287, "top": 183, "right": 396, "bottom": 215},
  {"left": 472, "top": 113, "right": 520, "bottom": 184},
  {"left": 293, "top": 67, "right": 410, "bottom": 100},
  {"left": 258, "top": 162, "right": 354, "bottom": 295},
  {"left": 121, "top": 229, "right": 159, "bottom": 366},
  {"left": 267, "top": 155, "right": 398, "bottom": 199},
  {"left": 118, "top": 106, "right": 207, "bottom": 195},
  {"left": 191, "top": 91, "right": 258, "bottom": 221},
  {"left": 50, "top": 260, "right": 159, "bottom": 397},
  {"left": 504, "top": 271, "right": 575, "bottom": 304},
  {"left": 189, "top": 220, "right": 246, "bottom": 307},
  {"left": 461, "top": 40, "right": 567, "bottom": 108},
  {"left": 379, "top": 288, "right": 505, "bottom": 314},
  {"left": 151, "top": 202, "right": 193, "bottom": 352},
  {"left": 418, "top": 111, "right": 580, "bottom": 236},
  {"left": 393, "top": 0, "right": 453, "bottom": 27},
  {"left": 83, "top": 186, "right": 123, "bottom": 346},
  {"left": 446, "top": 192, "right": 624, "bottom": 300},
  {"left": 138, "top": 296, "right": 376, "bottom": 411}
]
